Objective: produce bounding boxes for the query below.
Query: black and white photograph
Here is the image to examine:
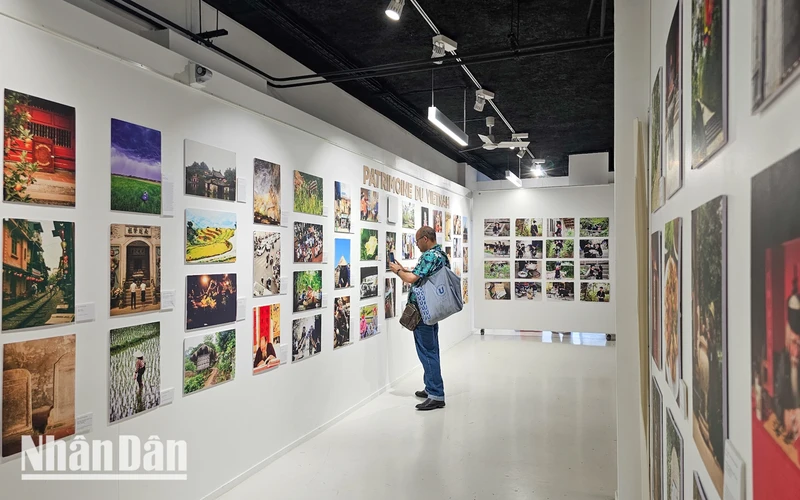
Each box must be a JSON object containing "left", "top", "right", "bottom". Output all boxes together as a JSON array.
[
  {"left": 360, "top": 266, "right": 379, "bottom": 300},
  {"left": 253, "top": 231, "right": 281, "bottom": 297},
  {"left": 292, "top": 314, "right": 322, "bottom": 362}
]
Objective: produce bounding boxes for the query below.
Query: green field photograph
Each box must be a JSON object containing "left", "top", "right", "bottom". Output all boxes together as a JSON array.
[
  {"left": 185, "top": 208, "right": 237, "bottom": 263},
  {"left": 110, "top": 118, "right": 161, "bottom": 214},
  {"left": 109, "top": 321, "right": 160, "bottom": 424}
]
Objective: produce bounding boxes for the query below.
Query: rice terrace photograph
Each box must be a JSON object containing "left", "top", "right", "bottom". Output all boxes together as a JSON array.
[
  {"left": 253, "top": 159, "right": 281, "bottom": 225},
  {"left": 110, "top": 224, "right": 161, "bottom": 316},
  {"left": 3, "top": 89, "right": 76, "bottom": 206},
  {"left": 183, "top": 329, "right": 236, "bottom": 396},
  {"left": 184, "top": 139, "right": 236, "bottom": 201},
  {"left": 2, "top": 218, "right": 75, "bottom": 332},
  {"left": 334, "top": 181, "right": 352, "bottom": 232},
  {"left": 185, "top": 208, "right": 237, "bottom": 263},
  {"left": 294, "top": 170, "right": 323, "bottom": 216},
  {"left": 109, "top": 321, "right": 160, "bottom": 424},
  {"left": 110, "top": 118, "right": 161, "bottom": 214},
  {"left": 2, "top": 333, "right": 76, "bottom": 457}
]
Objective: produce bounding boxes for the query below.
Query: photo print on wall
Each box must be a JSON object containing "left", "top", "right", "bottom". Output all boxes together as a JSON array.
[
  {"left": 516, "top": 218, "right": 543, "bottom": 237},
  {"left": 463, "top": 278, "right": 469, "bottom": 304},
  {"left": 515, "top": 282, "right": 542, "bottom": 301},
  {"left": 361, "top": 228, "right": 379, "bottom": 261},
  {"left": 186, "top": 274, "right": 237, "bottom": 331},
  {"left": 110, "top": 118, "right": 161, "bottom": 215},
  {"left": 401, "top": 233, "right": 416, "bottom": 260},
  {"left": 579, "top": 239, "right": 609, "bottom": 259},
  {"left": 664, "top": 2, "right": 683, "bottom": 199},
  {"left": 485, "top": 282, "right": 511, "bottom": 301},
  {"left": 385, "top": 278, "right": 396, "bottom": 319},
  {"left": 693, "top": 471, "right": 708, "bottom": 500},
  {"left": 515, "top": 260, "right": 541, "bottom": 280},
  {"left": 485, "top": 239, "right": 511, "bottom": 258},
  {"left": 445, "top": 212, "right": 452, "bottom": 242},
  {"left": 333, "top": 296, "right": 351, "bottom": 349},
  {"left": 110, "top": 224, "right": 161, "bottom": 316},
  {"left": 360, "top": 266, "right": 379, "bottom": 300},
  {"left": 360, "top": 304, "right": 379, "bottom": 340},
  {"left": 292, "top": 314, "right": 322, "bottom": 362},
  {"left": 253, "top": 159, "right": 281, "bottom": 225},
  {"left": 463, "top": 217, "right": 469, "bottom": 243},
  {"left": 3, "top": 89, "right": 76, "bottom": 207},
  {"left": 546, "top": 261, "right": 574, "bottom": 280},
  {"left": 580, "top": 282, "right": 611, "bottom": 303},
  {"left": 546, "top": 282, "right": 575, "bottom": 301},
  {"left": 454, "top": 214, "right": 462, "bottom": 235},
  {"left": 2, "top": 219, "right": 75, "bottom": 332},
  {"left": 360, "top": 188, "right": 380, "bottom": 222},
  {"left": 664, "top": 217, "right": 683, "bottom": 401},
  {"left": 253, "top": 231, "right": 280, "bottom": 297},
  {"left": 294, "top": 270, "right": 322, "bottom": 313},
  {"left": 650, "top": 378, "right": 663, "bottom": 500},
  {"left": 516, "top": 240, "right": 543, "bottom": 259},
  {"left": 546, "top": 239, "right": 574, "bottom": 259},
  {"left": 2, "top": 334, "right": 76, "bottom": 457},
  {"left": 334, "top": 181, "right": 352, "bottom": 232},
  {"left": 184, "top": 139, "right": 236, "bottom": 201},
  {"left": 751, "top": 0, "right": 800, "bottom": 112},
  {"left": 453, "top": 238, "right": 462, "bottom": 258},
  {"left": 183, "top": 329, "right": 236, "bottom": 396},
  {"left": 484, "top": 261, "right": 510, "bottom": 280},
  {"left": 484, "top": 218, "right": 510, "bottom": 237},
  {"left": 651, "top": 231, "right": 663, "bottom": 370},
  {"left": 421, "top": 207, "right": 430, "bottom": 227},
  {"left": 547, "top": 218, "right": 575, "bottom": 238},
  {"left": 650, "top": 68, "right": 664, "bottom": 213},
  {"left": 691, "top": 195, "right": 727, "bottom": 496},
  {"left": 334, "top": 238, "right": 351, "bottom": 289},
  {"left": 253, "top": 304, "right": 280, "bottom": 374},
  {"left": 463, "top": 247, "right": 469, "bottom": 273},
  {"left": 690, "top": 0, "right": 727, "bottom": 168},
  {"left": 294, "top": 170, "right": 323, "bottom": 216},
  {"left": 386, "top": 231, "right": 397, "bottom": 271},
  {"left": 294, "top": 221, "right": 324, "bottom": 263},
  {"left": 185, "top": 208, "right": 237, "bottom": 264},
  {"left": 666, "top": 409, "right": 684, "bottom": 500},
  {"left": 579, "top": 218, "right": 610, "bottom": 237},
  {"left": 109, "top": 322, "right": 160, "bottom": 424},
  {"left": 402, "top": 201, "right": 415, "bottom": 229},
  {"left": 751, "top": 148, "right": 800, "bottom": 498},
  {"left": 580, "top": 260, "right": 609, "bottom": 280},
  {"left": 433, "top": 210, "right": 443, "bottom": 233}
]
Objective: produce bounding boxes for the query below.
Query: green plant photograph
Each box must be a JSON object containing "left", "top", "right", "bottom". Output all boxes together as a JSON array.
[
  {"left": 484, "top": 261, "right": 510, "bottom": 279},
  {"left": 580, "top": 218, "right": 610, "bottom": 237},
  {"left": 546, "top": 239, "right": 574, "bottom": 259},
  {"left": 294, "top": 170, "right": 323, "bottom": 216},
  {"left": 361, "top": 228, "right": 378, "bottom": 260},
  {"left": 183, "top": 329, "right": 236, "bottom": 395},
  {"left": 651, "top": 70, "right": 663, "bottom": 213}
]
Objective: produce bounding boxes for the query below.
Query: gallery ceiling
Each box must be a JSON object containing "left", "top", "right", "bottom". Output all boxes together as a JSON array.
[{"left": 203, "top": 0, "right": 615, "bottom": 179}]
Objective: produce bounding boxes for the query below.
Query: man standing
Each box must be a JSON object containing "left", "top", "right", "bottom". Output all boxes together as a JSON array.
[
  {"left": 129, "top": 281, "right": 138, "bottom": 309},
  {"left": 389, "top": 225, "right": 447, "bottom": 411}
]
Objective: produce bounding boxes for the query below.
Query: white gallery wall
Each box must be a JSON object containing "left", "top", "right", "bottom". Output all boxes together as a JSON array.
[
  {"left": 472, "top": 185, "right": 615, "bottom": 333},
  {"left": 646, "top": 0, "right": 800, "bottom": 499},
  {"left": 0, "top": 1, "right": 473, "bottom": 498}
]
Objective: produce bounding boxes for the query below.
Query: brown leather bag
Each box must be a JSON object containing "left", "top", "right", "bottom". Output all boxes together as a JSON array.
[{"left": 399, "top": 302, "right": 422, "bottom": 331}]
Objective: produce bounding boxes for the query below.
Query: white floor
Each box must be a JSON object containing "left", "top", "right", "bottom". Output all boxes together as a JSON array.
[{"left": 220, "top": 334, "right": 618, "bottom": 500}]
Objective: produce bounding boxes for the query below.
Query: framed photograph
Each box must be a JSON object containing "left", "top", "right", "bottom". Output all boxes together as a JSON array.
[
  {"left": 464, "top": 247, "right": 469, "bottom": 273},
  {"left": 462, "top": 278, "right": 469, "bottom": 303},
  {"left": 185, "top": 208, "right": 237, "bottom": 264},
  {"left": 515, "top": 218, "right": 543, "bottom": 237},
  {"left": 294, "top": 270, "right": 322, "bottom": 313},
  {"left": 386, "top": 232, "right": 397, "bottom": 271},
  {"left": 514, "top": 282, "right": 542, "bottom": 301},
  {"left": 359, "top": 304, "right": 379, "bottom": 340},
  {"left": 650, "top": 379, "right": 664, "bottom": 500},
  {"left": 110, "top": 118, "right": 161, "bottom": 214},
  {"left": 484, "top": 260, "right": 510, "bottom": 280},
  {"left": 580, "top": 282, "right": 611, "bottom": 303},
  {"left": 184, "top": 139, "right": 236, "bottom": 201},
  {"left": 2, "top": 219, "right": 75, "bottom": 332},
  {"left": 334, "top": 181, "right": 351, "bottom": 232},
  {"left": 690, "top": 0, "right": 727, "bottom": 168},
  {"left": 515, "top": 260, "right": 542, "bottom": 280},
  {"left": 253, "top": 231, "right": 280, "bottom": 297},
  {"left": 463, "top": 217, "right": 470, "bottom": 243},
  {"left": 292, "top": 314, "right": 322, "bottom": 362},
  {"left": 433, "top": 210, "right": 444, "bottom": 233},
  {"left": 445, "top": 212, "right": 452, "bottom": 242},
  {"left": 546, "top": 282, "right": 575, "bottom": 301},
  {"left": 751, "top": 0, "right": 800, "bottom": 112},
  {"left": 664, "top": 2, "right": 683, "bottom": 199},
  {"left": 453, "top": 215, "right": 462, "bottom": 235},
  {"left": 484, "top": 239, "right": 511, "bottom": 258},
  {"left": 360, "top": 266, "right": 379, "bottom": 300},
  {"left": 402, "top": 201, "right": 415, "bottom": 229},
  {"left": 401, "top": 233, "right": 416, "bottom": 260},
  {"left": 484, "top": 218, "right": 510, "bottom": 237},
  {"left": 3, "top": 90, "right": 76, "bottom": 206},
  {"left": 546, "top": 239, "right": 575, "bottom": 259},
  {"left": 2, "top": 334, "right": 75, "bottom": 457},
  {"left": 360, "top": 188, "right": 379, "bottom": 222},
  {"left": 580, "top": 260, "right": 609, "bottom": 280},
  {"left": 186, "top": 274, "right": 237, "bottom": 331},
  {"left": 579, "top": 218, "right": 610, "bottom": 237},
  {"left": 421, "top": 207, "right": 430, "bottom": 227},
  {"left": 294, "top": 170, "right": 323, "bottom": 216},
  {"left": 693, "top": 471, "right": 708, "bottom": 500},
  {"left": 253, "top": 304, "right": 280, "bottom": 374},
  {"left": 651, "top": 232, "right": 662, "bottom": 370},
  {"left": 484, "top": 282, "right": 511, "bottom": 300},
  {"left": 333, "top": 297, "right": 351, "bottom": 349},
  {"left": 109, "top": 322, "right": 160, "bottom": 424},
  {"left": 253, "top": 159, "right": 281, "bottom": 225},
  {"left": 546, "top": 218, "right": 575, "bottom": 238},
  {"left": 578, "top": 239, "right": 609, "bottom": 259},
  {"left": 385, "top": 278, "right": 396, "bottom": 319},
  {"left": 515, "top": 240, "right": 543, "bottom": 259},
  {"left": 453, "top": 238, "right": 462, "bottom": 258},
  {"left": 294, "top": 222, "right": 324, "bottom": 263},
  {"left": 334, "top": 238, "right": 352, "bottom": 289},
  {"left": 360, "top": 228, "right": 379, "bottom": 261},
  {"left": 650, "top": 68, "right": 664, "bottom": 213},
  {"left": 183, "top": 329, "right": 236, "bottom": 395},
  {"left": 666, "top": 409, "right": 684, "bottom": 500},
  {"left": 545, "top": 261, "right": 574, "bottom": 280},
  {"left": 664, "top": 217, "right": 683, "bottom": 400},
  {"left": 110, "top": 224, "right": 161, "bottom": 316}
]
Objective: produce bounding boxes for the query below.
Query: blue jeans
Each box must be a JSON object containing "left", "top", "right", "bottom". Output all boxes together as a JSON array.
[{"left": 414, "top": 322, "right": 444, "bottom": 401}]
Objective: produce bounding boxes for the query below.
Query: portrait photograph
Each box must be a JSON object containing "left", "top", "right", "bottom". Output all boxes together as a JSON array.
[
  {"left": 580, "top": 260, "right": 609, "bottom": 280},
  {"left": 359, "top": 304, "right": 379, "bottom": 340},
  {"left": 253, "top": 304, "right": 280, "bottom": 374},
  {"left": 580, "top": 282, "right": 611, "bottom": 303},
  {"left": 433, "top": 210, "right": 443, "bottom": 233},
  {"left": 421, "top": 207, "right": 430, "bottom": 228},
  {"left": 360, "top": 188, "right": 380, "bottom": 222},
  {"left": 333, "top": 297, "right": 351, "bottom": 349},
  {"left": 579, "top": 239, "right": 609, "bottom": 259},
  {"left": 515, "top": 218, "right": 543, "bottom": 237},
  {"left": 401, "top": 233, "right": 416, "bottom": 260},
  {"left": 546, "top": 218, "right": 575, "bottom": 238}
]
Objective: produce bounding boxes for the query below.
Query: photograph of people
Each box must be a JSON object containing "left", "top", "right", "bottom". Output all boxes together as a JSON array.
[{"left": 294, "top": 222, "right": 323, "bottom": 263}]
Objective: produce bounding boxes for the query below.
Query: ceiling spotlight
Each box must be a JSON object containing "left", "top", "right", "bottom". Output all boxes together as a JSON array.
[
  {"left": 517, "top": 149, "right": 526, "bottom": 159},
  {"left": 532, "top": 165, "right": 545, "bottom": 178},
  {"left": 385, "top": 0, "right": 405, "bottom": 21},
  {"left": 432, "top": 35, "right": 458, "bottom": 64},
  {"left": 474, "top": 89, "right": 495, "bottom": 112}
]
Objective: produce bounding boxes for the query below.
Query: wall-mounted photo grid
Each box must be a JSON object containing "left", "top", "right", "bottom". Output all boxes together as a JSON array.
[{"left": 483, "top": 217, "right": 610, "bottom": 303}]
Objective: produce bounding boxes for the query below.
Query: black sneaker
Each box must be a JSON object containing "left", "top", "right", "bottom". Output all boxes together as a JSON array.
[
  {"left": 415, "top": 398, "right": 445, "bottom": 411},
  {"left": 415, "top": 390, "right": 428, "bottom": 399}
]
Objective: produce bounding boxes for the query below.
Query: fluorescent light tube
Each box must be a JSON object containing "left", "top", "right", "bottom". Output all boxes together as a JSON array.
[
  {"left": 428, "top": 106, "right": 469, "bottom": 147},
  {"left": 505, "top": 170, "right": 523, "bottom": 188}
]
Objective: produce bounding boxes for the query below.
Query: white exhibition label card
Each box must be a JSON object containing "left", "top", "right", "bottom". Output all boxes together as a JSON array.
[
  {"left": 723, "top": 440, "right": 745, "bottom": 500},
  {"left": 161, "top": 172, "right": 175, "bottom": 217},
  {"left": 236, "top": 177, "right": 247, "bottom": 203},
  {"left": 160, "top": 388, "right": 175, "bottom": 406},
  {"left": 75, "top": 303, "right": 95, "bottom": 323},
  {"left": 323, "top": 252, "right": 329, "bottom": 263},
  {"left": 279, "top": 344, "right": 290, "bottom": 364},
  {"left": 161, "top": 290, "right": 176, "bottom": 310},
  {"left": 280, "top": 277, "right": 289, "bottom": 294},
  {"left": 323, "top": 205, "right": 330, "bottom": 217},
  {"left": 75, "top": 413, "right": 93, "bottom": 435},
  {"left": 322, "top": 293, "right": 329, "bottom": 308},
  {"left": 236, "top": 298, "right": 246, "bottom": 321}
]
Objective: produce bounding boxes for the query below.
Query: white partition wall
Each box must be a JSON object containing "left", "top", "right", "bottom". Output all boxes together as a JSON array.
[
  {"left": 472, "top": 185, "right": 615, "bottom": 333},
  {"left": 0, "top": 2, "right": 473, "bottom": 499}
]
